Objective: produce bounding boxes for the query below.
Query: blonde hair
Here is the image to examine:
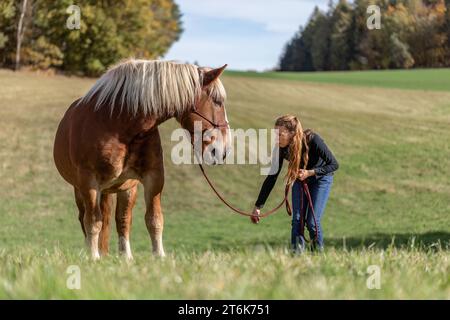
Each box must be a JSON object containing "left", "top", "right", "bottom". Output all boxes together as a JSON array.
[
  {"left": 77, "top": 58, "right": 226, "bottom": 117},
  {"left": 275, "top": 115, "right": 313, "bottom": 186}
]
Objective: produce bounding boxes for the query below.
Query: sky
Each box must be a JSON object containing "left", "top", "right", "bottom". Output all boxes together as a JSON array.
[{"left": 165, "top": 0, "right": 329, "bottom": 71}]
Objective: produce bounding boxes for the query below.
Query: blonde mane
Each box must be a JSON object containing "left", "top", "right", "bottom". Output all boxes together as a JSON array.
[{"left": 77, "top": 59, "right": 226, "bottom": 117}]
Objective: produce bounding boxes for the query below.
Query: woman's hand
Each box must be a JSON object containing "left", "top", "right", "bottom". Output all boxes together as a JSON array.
[
  {"left": 297, "top": 169, "right": 315, "bottom": 181},
  {"left": 251, "top": 206, "right": 261, "bottom": 224}
]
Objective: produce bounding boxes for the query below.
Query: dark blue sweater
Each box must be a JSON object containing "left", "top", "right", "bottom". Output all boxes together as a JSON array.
[{"left": 255, "top": 133, "right": 339, "bottom": 208}]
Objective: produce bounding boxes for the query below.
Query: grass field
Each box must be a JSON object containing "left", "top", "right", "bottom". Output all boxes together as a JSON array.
[
  {"left": 227, "top": 68, "right": 450, "bottom": 92},
  {"left": 0, "top": 68, "right": 449, "bottom": 299}
]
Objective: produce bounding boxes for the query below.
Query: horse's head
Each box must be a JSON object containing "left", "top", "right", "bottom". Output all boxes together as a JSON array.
[{"left": 179, "top": 64, "right": 231, "bottom": 165}]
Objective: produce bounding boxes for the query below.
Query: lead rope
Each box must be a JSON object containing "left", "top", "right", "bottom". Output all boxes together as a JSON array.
[
  {"left": 300, "top": 180, "right": 319, "bottom": 243},
  {"left": 192, "top": 137, "right": 316, "bottom": 233},
  {"left": 197, "top": 161, "right": 318, "bottom": 239},
  {"left": 197, "top": 163, "right": 290, "bottom": 218}
]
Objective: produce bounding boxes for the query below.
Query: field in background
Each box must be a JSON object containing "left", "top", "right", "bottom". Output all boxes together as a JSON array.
[
  {"left": 227, "top": 68, "right": 450, "bottom": 92},
  {"left": 0, "top": 68, "right": 449, "bottom": 299}
]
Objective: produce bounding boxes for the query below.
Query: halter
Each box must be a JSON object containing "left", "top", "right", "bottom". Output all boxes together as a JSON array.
[{"left": 190, "top": 108, "right": 229, "bottom": 129}]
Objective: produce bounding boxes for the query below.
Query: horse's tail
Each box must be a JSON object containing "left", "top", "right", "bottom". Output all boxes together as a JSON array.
[{"left": 99, "top": 193, "right": 114, "bottom": 256}]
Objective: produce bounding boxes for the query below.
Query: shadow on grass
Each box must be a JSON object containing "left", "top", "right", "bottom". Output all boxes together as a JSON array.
[
  {"left": 326, "top": 231, "right": 449, "bottom": 250},
  {"left": 228, "top": 231, "right": 450, "bottom": 253}
]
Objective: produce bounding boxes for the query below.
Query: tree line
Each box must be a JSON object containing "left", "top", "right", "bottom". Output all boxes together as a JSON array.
[
  {"left": 279, "top": 0, "right": 450, "bottom": 71},
  {"left": 0, "top": 0, "right": 182, "bottom": 76}
]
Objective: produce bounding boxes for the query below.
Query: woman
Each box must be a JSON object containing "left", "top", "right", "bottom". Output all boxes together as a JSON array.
[{"left": 251, "top": 115, "right": 339, "bottom": 253}]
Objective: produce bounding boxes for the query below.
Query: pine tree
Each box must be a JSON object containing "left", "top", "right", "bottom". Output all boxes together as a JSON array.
[{"left": 329, "top": 0, "right": 353, "bottom": 70}]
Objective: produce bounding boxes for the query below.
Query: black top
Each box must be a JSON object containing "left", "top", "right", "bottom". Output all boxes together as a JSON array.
[{"left": 255, "top": 133, "right": 339, "bottom": 208}]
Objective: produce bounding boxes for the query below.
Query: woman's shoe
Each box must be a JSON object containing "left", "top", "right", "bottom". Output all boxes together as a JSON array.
[{"left": 291, "top": 236, "right": 306, "bottom": 255}]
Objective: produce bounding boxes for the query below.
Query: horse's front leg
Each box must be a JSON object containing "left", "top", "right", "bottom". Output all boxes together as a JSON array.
[{"left": 142, "top": 171, "right": 165, "bottom": 257}]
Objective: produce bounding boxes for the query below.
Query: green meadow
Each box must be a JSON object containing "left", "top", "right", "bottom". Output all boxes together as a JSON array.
[
  {"left": 227, "top": 68, "right": 450, "bottom": 92},
  {"left": 0, "top": 68, "right": 448, "bottom": 299}
]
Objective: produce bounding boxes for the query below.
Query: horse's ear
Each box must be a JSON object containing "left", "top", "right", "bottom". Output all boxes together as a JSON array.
[{"left": 202, "top": 64, "right": 227, "bottom": 88}]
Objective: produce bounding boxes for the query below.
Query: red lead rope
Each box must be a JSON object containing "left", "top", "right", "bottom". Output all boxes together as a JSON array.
[
  {"left": 197, "top": 163, "right": 319, "bottom": 243},
  {"left": 299, "top": 180, "right": 319, "bottom": 243},
  {"left": 197, "top": 163, "right": 290, "bottom": 218}
]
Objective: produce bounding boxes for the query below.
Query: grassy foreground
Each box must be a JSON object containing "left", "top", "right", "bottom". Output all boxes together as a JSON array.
[
  {"left": 0, "top": 68, "right": 448, "bottom": 299},
  {"left": 1, "top": 245, "right": 448, "bottom": 299}
]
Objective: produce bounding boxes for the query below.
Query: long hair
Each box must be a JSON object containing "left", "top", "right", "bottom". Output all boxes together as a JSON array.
[
  {"left": 275, "top": 115, "right": 314, "bottom": 186},
  {"left": 77, "top": 58, "right": 226, "bottom": 118}
]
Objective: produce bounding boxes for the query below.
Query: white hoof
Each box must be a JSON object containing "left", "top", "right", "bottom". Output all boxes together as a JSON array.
[
  {"left": 153, "top": 250, "right": 166, "bottom": 258},
  {"left": 118, "top": 236, "right": 133, "bottom": 260}
]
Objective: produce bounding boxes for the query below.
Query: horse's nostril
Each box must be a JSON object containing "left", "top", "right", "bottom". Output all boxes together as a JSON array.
[{"left": 211, "top": 149, "right": 216, "bottom": 158}]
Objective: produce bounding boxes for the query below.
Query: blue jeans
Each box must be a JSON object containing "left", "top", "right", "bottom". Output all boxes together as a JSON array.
[{"left": 291, "top": 175, "right": 333, "bottom": 251}]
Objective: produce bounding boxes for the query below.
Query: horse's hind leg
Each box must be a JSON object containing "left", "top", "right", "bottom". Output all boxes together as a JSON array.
[
  {"left": 74, "top": 188, "right": 86, "bottom": 238},
  {"left": 98, "top": 193, "right": 113, "bottom": 256},
  {"left": 115, "top": 185, "right": 137, "bottom": 260}
]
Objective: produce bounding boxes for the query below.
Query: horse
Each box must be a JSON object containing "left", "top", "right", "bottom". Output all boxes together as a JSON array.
[{"left": 53, "top": 59, "right": 231, "bottom": 260}]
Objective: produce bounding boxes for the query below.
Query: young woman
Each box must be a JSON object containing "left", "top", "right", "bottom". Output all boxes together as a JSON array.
[{"left": 251, "top": 115, "right": 339, "bottom": 252}]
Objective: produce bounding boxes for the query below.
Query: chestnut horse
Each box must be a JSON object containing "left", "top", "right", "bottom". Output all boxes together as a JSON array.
[{"left": 53, "top": 59, "right": 230, "bottom": 260}]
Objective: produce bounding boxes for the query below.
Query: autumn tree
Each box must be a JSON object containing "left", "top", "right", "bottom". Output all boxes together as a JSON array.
[{"left": 0, "top": 0, "right": 182, "bottom": 75}]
